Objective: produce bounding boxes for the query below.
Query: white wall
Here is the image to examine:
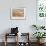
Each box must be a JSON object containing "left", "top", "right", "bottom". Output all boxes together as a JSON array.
[{"left": 0, "top": 0, "right": 37, "bottom": 42}]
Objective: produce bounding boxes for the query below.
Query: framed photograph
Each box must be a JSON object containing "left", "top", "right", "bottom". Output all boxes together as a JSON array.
[
  {"left": 37, "top": 0, "right": 46, "bottom": 20},
  {"left": 10, "top": 8, "right": 26, "bottom": 20}
]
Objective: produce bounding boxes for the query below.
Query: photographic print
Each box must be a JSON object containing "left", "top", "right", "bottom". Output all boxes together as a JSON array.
[{"left": 10, "top": 8, "right": 26, "bottom": 20}]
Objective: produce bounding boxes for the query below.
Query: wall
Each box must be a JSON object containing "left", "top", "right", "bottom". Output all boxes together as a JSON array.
[{"left": 0, "top": 0, "right": 36, "bottom": 42}]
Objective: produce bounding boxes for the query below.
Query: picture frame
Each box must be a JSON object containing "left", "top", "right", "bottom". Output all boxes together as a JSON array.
[
  {"left": 37, "top": 0, "right": 46, "bottom": 20},
  {"left": 10, "top": 8, "right": 26, "bottom": 20}
]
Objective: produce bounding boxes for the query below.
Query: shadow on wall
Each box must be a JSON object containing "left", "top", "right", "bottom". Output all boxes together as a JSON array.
[{"left": 2, "top": 28, "right": 11, "bottom": 34}]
